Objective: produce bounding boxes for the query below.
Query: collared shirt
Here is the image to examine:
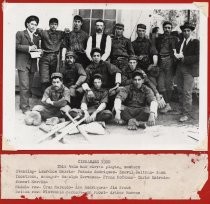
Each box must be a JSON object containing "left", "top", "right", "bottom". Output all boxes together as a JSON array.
[
  {"left": 156, "top": 34, "right": 178, "bottom": 56},
  {"left": 86, "top": 33, "right": 112, "bottom": 61},
  {"left": 42, "top": 84, "right": 70, "bottom": 103},
  {"left": 132, "top": 37, "right": 158, "bottom": 56},
  {"left": 116, "top": 84, "right": 156, "bottom": 108},
  {"left": 85, "top": 60, "right": 121, "bottom": 88},
  {"left": 63, "top": 63, "right": 87, "bottom": 88},
  {"left": 111, "top": 35, "right": 134, "bottom": 60},
  {"left": 82, "top": 87, "right": 108, "bottom": 108},
  {"left": 62, "top": 29, "right": 89, "bottom": 53},
  {"left": 27, "top": 28, "right": 34, "bottom": 42},
  {"left": 38, "top": 29, "right": 65, "bottom": 52}
]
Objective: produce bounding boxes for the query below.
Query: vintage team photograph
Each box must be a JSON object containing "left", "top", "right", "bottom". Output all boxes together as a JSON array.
[{"left": 3, "top": 3, "right": 208, "bottom": 150}]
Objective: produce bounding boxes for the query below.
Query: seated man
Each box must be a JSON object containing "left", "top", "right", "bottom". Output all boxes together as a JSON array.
[
  {"left": 114, "top": 70, "right": 158, "bottom": 130},
  {"left": 25, "top": 73, "right": 70, "bottom": 125},
  {"left": 122, "top": 55, "right": 165, "bottom": 109},
  {"left": 62, "top": 51, "right": 87, "bottom": 108},
  {"left": 82, "top": 47, "right": 121, "bottom": 110},
  {"left": 81, "top": 74, "right": 113, "bottom": 123}
]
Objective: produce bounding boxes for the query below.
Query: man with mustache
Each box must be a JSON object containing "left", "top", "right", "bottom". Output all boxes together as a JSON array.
[
  {"left": 62, "top": 15, "right": 89, "bottom": 68},
  {"left": 155, "top": 21, "right": 179, "bottom": 113},
  {"left": 62, "top": 51, "right": 87, "bottom": 108},
  {"left": 85, "top": 19, "right": 111, "bottom": 62}
]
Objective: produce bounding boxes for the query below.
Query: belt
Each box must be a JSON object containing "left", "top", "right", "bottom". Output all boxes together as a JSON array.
[
  {"left": 43, "top": 50, "right": 59, "bottom": 55},
  {"left": 160, "top": 55, "right": 170, "bottom": 59}
]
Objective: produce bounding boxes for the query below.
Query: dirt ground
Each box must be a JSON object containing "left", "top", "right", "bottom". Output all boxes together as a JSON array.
[{"left": 4, "top": 94, "right": 202, "bottom": 150}]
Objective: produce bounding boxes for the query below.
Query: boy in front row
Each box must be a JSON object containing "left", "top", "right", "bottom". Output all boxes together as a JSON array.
[
  {"left": 81, "top": 74, "right": 113, "bottom": 123},
  {"left": 25, "top": 73, "right": 71, "bottom": 125}
]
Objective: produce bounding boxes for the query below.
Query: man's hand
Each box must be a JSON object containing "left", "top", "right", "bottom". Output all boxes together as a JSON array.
[
  {"left": 64, "top": 28, "right": 70, "bottom": 33},
  {"left": 69, "top": 85, "right": 77, "bottom": 97},
  {"left": 156, "top": 94, "right": 166, "bottom": 109},
  {"left": 29, "top": 45, "right": 38, "bottom": 51},
  {"left": 87, "top": 90, "right": 95, "bottom": 102},
  {"left": 89, "top": 112, "right": 97, "bottom": 122},
  {"left": 147, "top": 112, "right": 156, "bottom": 126},
  {"left": 114, "top": 111, "right": 121, "bottom": 124},
  {"left": 46, "top": 98, "right": 53, "bottom": 105}
]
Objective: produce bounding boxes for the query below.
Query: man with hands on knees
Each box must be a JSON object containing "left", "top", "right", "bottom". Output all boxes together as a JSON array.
[
  {"left": 81, "top": 74, "right": 113, "bottom": 123},
  {"left": 25, "top": 73, "right": 71, "bottom": 126},
  {"left": 114, "top": 70, "right": 158, "bottom": 130}
]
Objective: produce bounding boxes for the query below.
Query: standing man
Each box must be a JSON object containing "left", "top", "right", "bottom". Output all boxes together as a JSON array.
[
  {"left": 62, "top": 15, "right": 89, "bottom": 68},
  {"left": 132, "top": 24, "right": 159, "bottom": 86},
  {"left": 174, "top": 22, "right": 199, "bottom": 122},
  {"left": 81, "top": 74, "right": 113, "bottom": 123},
  {"left": 110, "top": 23, "right": 134, "bottom": 70},
  {"left": 16, "top": 15, "right": 40, "bottom": 113},
  {"left": 85, "top": 19, "right": 111, "bottom": 62},
  {"left": 156, "top": 21, "right": 179, "bottom": 113},
  {"left": 114, "top": 70, "right": 158, "bottom": 130},
  {"left": 37, "top": 18, "right": 65, "bottom": 92}
]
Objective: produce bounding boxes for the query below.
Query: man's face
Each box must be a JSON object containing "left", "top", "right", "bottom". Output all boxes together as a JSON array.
[
  {"left": 137, "top": 28, "right": 146, "bottom": 38},
  {"left": 93, "top": 78, "right": 102, "bottom": 90},
  {"left": 74, "top": 20, "right": 82, "bottom": 31},
  {"left": 95, "top": 22, "right": 104, "bottom": 33},
  {"left": 52, "top": 78, "right": 62, "bottom": 90},
  {"left": 27, "top": 20, "right": 38, "bottom": 33},
  {"left": 183, "top": 28, "right": 192, "bottom": 39},
  {"left": 92, "top": 52, "right": 101, "bottom": 64},
  {"left": 49, "top": 22, "right": 58, "bottom": 31},
  {"left": 133, "top": 75, "right": 144, "bottom": 89},
  {"left": 128, "top": 60, "right": 137, "bottom": 71},
  {"left": 163, "top": 24, "right": 172, "bottom": 35},
  {"left": 66, "top": 55, "right": 75, "bottom": 65},
  {"left": 115, "top": 27, "right": 124, "bottom": 37}
]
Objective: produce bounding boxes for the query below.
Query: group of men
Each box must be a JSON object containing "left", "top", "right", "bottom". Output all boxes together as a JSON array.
[{"left": 16, "top": 14, "right": 199, "bottom": 130}]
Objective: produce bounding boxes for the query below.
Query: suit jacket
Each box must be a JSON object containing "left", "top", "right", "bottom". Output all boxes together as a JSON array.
[
  {"left": 176, "top": 38, "right": 200, "bottom": 77},
  {"left": 16, "top": 30, "right": 40, "bottom": 72}
]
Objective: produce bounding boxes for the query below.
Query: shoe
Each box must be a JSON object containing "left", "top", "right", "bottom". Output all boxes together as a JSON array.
[
  {"left": 159, "top": 103, "right": 172, "bottom": 113},
  {"left": 179, "top": 115, "right": 189, "bottom": 122},
  {"left": 136, "top": 121, "right": 147, "bottom": 129}
]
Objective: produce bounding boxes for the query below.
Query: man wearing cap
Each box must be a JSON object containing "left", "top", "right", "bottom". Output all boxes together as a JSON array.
[
  {"left": 155, "top": 21, "right": 179, "bottom": 113},
  {"left": 62, "top": 51, "right": 87, "bottom": 108},
  {"left": 37, "top": 18, "right": 66, "bottom": 93},
  {"left": 132, "top": 23, "right": 159, "bottom": 85},
  {"left": 82, "top": 48, "right": 121, "bottom": 110},
  {"left": 62, "top": 15, "right": 89, "bottom": 68},
  {"left": 110, "top": 23, "right": 134, "bottom": 70},
  {"left": 86, "top": 19, "right": 112, "bottom": 62},
  {"left": 26, "top": 73, "right": 71, "bottom": 124},
  {"left": 16, "top": 15, "right": 41, "bottom": 114},
  {"left": 81, "top": 74, "right": 113, "bottom": 123},
  {"left": 174, "top": 22, "right": 199, "bottom": 122},
  {"left": 114, "top": 70, "right": 158, "bottom": 130},
  {"left": 121, "top": 55, "right": 166, "bottom": 109}
]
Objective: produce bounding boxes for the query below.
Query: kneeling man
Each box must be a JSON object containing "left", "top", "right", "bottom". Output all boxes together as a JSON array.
[{"left": 114, "top": 70, "right": 158, "bottom": 130}]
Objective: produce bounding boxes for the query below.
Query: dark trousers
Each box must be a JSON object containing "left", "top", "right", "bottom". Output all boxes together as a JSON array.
[
  {"left": 121, "top": 106, "right": 150, "bottom": 122},
  {"left": 18, "top": 69, "right": 35, "bottom": 112},
  {"left": 111, "top": 57, "right": 128, "bottom": 71},
  {"left": 39, "top": 53, "right": 58, "bottom": 83},
  {"left": 157, "top": 56, "right": 174, "bottom": 103},
  {"left": 176, "top": 64, "right": 194, "bottom": 114},
  {"left": 88, "top": 107, "right": 113, "bottom": 122}
]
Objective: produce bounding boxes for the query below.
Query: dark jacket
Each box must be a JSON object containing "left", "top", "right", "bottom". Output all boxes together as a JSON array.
[{"left": 176, "top": 38, "right": 199, "bottom": 77}]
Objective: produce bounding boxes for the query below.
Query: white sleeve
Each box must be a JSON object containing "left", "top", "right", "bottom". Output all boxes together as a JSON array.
[
  {"left": 101, "top": 35, "right": 111, "bottom": 61},
  {"left": 85, "top": 36, "right": 92, "bottom": 61}
]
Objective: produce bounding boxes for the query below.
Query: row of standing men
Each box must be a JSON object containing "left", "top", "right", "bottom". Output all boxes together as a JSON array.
[{"left": 16, "top": 14, "right": 199, "bottom": 126}]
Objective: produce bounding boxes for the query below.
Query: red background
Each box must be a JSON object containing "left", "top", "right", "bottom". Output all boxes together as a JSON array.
[{"left": 0, "top": 0, "right": 209, "bottom": 203}]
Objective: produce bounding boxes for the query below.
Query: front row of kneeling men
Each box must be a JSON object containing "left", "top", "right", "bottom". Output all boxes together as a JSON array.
[{"left": 26, "top": 47, "right": 162, "bottom": 130}]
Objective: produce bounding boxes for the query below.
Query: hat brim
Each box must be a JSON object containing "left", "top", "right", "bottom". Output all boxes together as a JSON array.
[{"left": 180, "top": 25, "right": 195, "bottom": 31}]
